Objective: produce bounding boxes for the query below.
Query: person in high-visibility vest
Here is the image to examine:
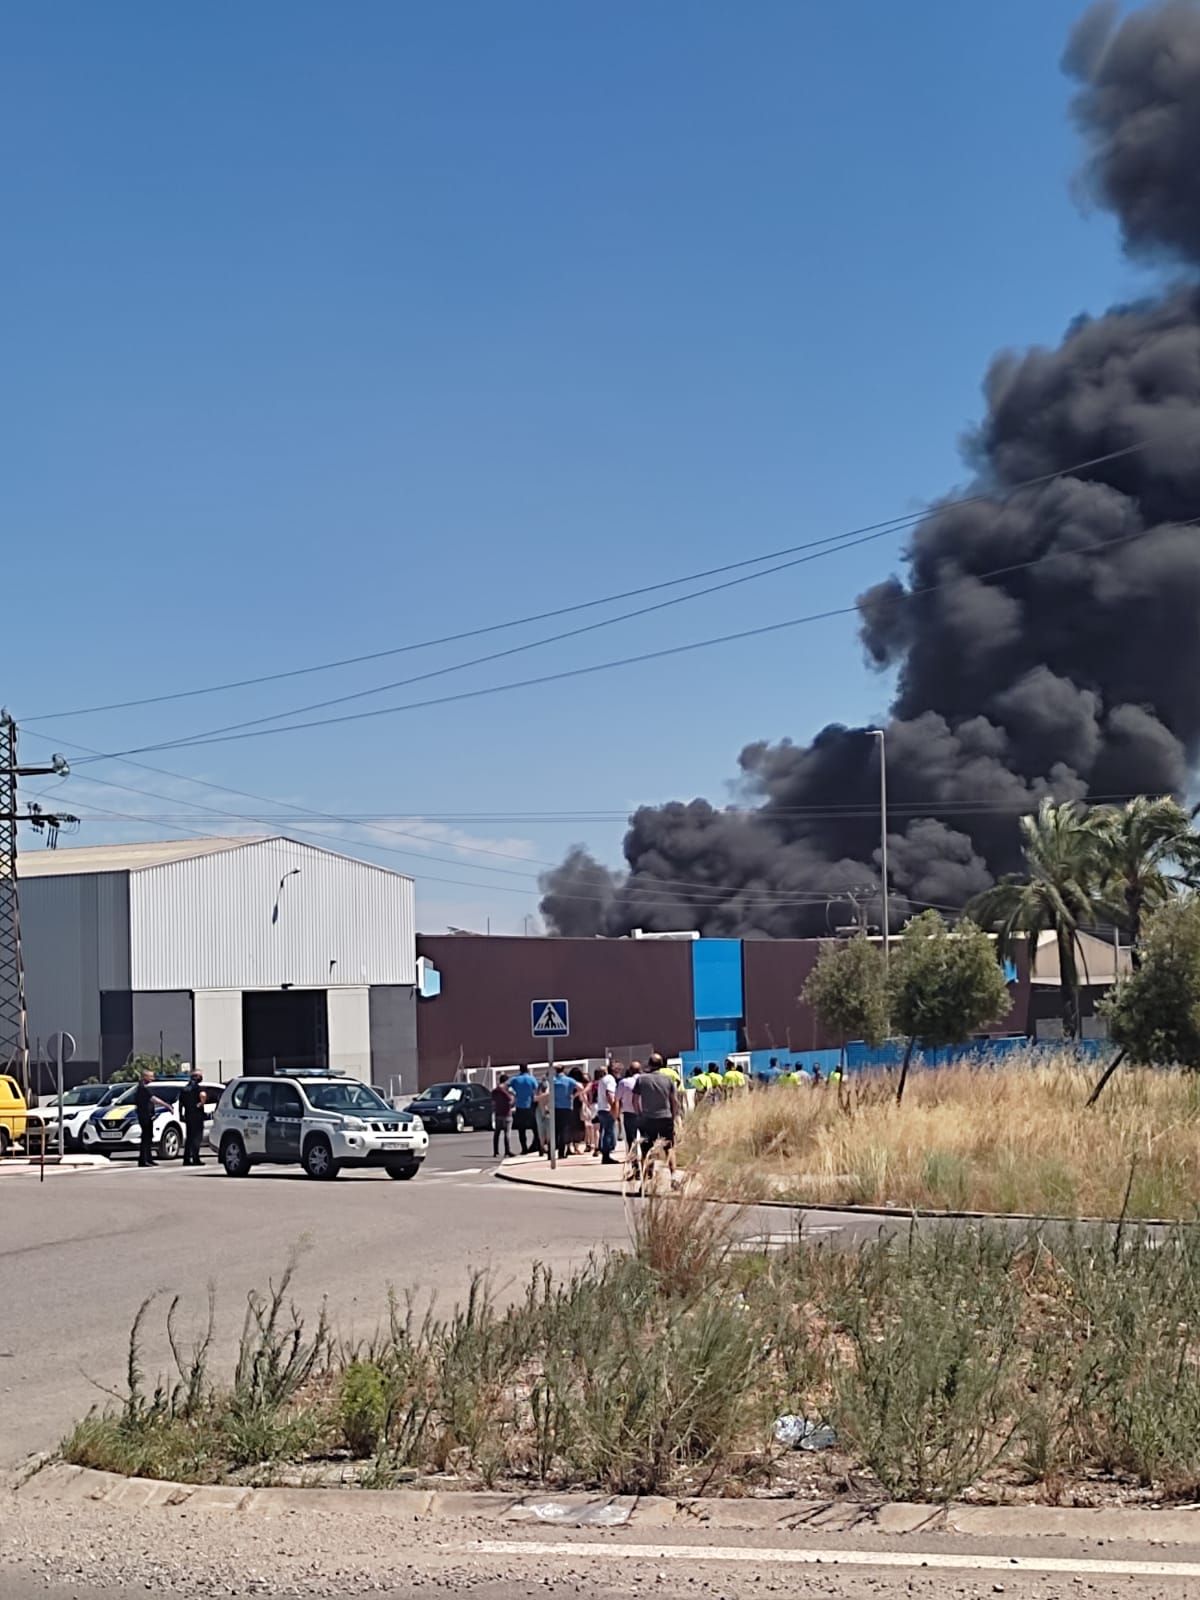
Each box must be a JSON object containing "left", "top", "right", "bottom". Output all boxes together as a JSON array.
[
  {"left": 690, "top": 1068, "right": 714, "bottom": 1103},
  {"left": 722, "top": 1064, "right": 748, "bottom": 1094}
]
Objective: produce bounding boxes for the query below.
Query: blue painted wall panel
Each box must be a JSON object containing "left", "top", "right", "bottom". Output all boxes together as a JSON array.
[
  {"left": 692, "top": 939, "right": 743, "bottom": 1021},
  {"left": 694, "top": 1021, "right": 739, "bottom": 1062}
]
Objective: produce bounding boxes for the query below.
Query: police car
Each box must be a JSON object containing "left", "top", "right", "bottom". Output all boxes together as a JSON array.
[
  {"left": 79, "top": 1077, "right": 225, "bottom": 1161},
  {"left": 209, "top": 1070, "right": 428, "bottom": 1181},
  {"left": 24, "top": 1082, "right": 125, "bottom": 1152}
]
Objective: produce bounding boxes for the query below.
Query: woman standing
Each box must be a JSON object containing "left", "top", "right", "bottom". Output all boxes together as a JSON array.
[
  {"left": 569, "top": 1067, "right": 590, "bottom": 1155},
  {"left": 534, "top": 1073, "right": 552, "bottom": 1158}
]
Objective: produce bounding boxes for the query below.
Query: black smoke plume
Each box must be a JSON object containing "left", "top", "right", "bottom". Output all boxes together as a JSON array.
[{"left": 540, "top": 0, "right": 1200, "bottom": 938}]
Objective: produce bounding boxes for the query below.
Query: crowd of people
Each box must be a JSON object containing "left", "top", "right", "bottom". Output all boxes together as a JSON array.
[
  {"left": 486, "top": 1052, "right": 845, "bottom": 1170},
  {"left": 489, "top": 1054, "right": 681, "bottom": 1172}
]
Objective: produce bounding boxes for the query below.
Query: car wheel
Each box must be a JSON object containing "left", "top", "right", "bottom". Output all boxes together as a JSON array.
[
  {"left": 303, "top": 1137, "right": 340, "bottom": 1180},
  {"left": 158, "top": 1124, "right": 182, "bottom": 1161},
  {"left": 386, "top": 1163, "right": 418, "bottom": 1180},
  {"left": 0, "top": 1127, "right": 9, "bottom": 1158},
  {"left": 454, "top": 1112, "right": 465, "bottom": 1134},
  {"left": 221, "top": 1135, "right": 250, "bottom": 1177}
]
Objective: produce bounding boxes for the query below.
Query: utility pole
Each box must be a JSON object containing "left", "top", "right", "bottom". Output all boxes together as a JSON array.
[
  {"left": 0, "top": 712, "right": 76, "bottom": 1102},
  {"left": 869, "top": 728, "right": 890, "bottom": 960}
]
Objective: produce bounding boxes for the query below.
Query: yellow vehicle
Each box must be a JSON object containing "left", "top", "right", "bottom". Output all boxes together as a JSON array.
[{"left": 0, "top": 1074, "right": 28, "bottom": 1155}]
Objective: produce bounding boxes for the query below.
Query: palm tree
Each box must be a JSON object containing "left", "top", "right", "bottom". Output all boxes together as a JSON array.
[
  {"left": 1087, "top": 796, "right": 1200, "bottom": 963},
  {"left": 970, "top": 799, "right": 1103, "bottom": 1039}
]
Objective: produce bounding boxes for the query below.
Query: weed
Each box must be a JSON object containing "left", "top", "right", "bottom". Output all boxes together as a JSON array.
[
  {"left": 62, "top": 1222, "right": 1200, "bottom": 1504},
  {"left": 340, "top": 1361, "right": 387, "bottom": 1457}
]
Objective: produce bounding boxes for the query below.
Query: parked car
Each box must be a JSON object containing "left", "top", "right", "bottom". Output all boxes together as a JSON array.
[
  {"left": 406, "top": 1081, "right": 492, "bottom": 1133},
  {"left": 0, "top": 1074, "right": 27, "bottom": 1156},
  {"left": 79, "top": 1078, "right": 225, "bottom": 1161},
  {"left": 24, "top": 1083, "right": 124, "bottom": 1153},
  {"left": 210, "top": 1071, "right": 428, "bottom": 1180}
]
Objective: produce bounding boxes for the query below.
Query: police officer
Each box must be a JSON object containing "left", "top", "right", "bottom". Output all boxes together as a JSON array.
[
  {"left": 181, "top": 1067, "right": 207, "bottom": 1166},
  {"left": 135, "top": 1070, "right": 157, "bottom": 1167}
]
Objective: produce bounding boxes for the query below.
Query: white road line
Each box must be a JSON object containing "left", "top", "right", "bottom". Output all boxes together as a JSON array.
[{"left": 465, "top": 1539, "right": 1200, "bottom": 1580}]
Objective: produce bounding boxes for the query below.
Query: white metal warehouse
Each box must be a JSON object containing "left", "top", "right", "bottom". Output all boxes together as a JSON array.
[{"left": 17, "top": 836, "right": 417, "bottom": 1091}]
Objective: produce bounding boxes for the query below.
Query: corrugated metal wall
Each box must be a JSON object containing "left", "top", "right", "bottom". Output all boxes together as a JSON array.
[
  {"left": 129, "top": 839, "right": 415, "bottom": 991},
  {"left": 369, "top": 986, "right": 418, "bottom": 1096},
  {"left": 326, "top": 986, "right": 371, "bottom": 1082},
  {"left": 21, "top": 871, "right": 131, "bottom": 1065},
  {"left": 415, "top": 935, "right": 694, "bottom": 1086},
  {"left": 192, "top": 989, "right": 243, "bottom": 1079}
]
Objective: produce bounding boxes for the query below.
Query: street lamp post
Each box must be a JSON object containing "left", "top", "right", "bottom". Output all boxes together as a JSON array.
[{"left": 870, "top": 729, "right": 890, "bottom": 959}]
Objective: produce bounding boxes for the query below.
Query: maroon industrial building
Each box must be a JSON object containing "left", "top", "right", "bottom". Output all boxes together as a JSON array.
[{"left": 414, "top": 933, "right": 1034, "bottom": 1088}]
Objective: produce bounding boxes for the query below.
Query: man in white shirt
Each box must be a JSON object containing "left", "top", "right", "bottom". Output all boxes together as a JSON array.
[
  {"left": 592, "top": 1063, "right": 618, "bottom": 1165},
  {"left": 615, "top": 1062, "right": 640, "bottom": 1154}
]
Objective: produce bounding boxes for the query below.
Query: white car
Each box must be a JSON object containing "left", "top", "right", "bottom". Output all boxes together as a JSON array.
[
  {"left": 210, "top": 1072, "right": 428, "bottom": 1180},
  {"left": 79, "top": 1079, "right": 225, "bottom": 1161},
  {"left": 23, "top": 1083, "right": 125, "bottom": 1152}
]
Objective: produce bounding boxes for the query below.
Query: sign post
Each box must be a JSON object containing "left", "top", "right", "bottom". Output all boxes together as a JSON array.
[
  {"left": 531, "top": 999, "right": 570, "bottom": 1172},
  {"left": 45, "top": 1030, "right": 75, "bottom": 1178}
]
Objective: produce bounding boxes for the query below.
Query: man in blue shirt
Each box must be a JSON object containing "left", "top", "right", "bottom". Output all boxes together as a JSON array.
[
  {"left": 509, "top": 1067, "right": 541, "bottom": 1155},
  {"left": 552, "top": 1068, "right": 576, "bottom": 1161}
]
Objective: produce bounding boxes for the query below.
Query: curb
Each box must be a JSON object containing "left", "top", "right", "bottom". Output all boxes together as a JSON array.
[
  {"left": 493, "top": 1165, "right": 1188, "bottom": 1229},
  {"left": 15, "top": 1461, "right": 1200, "bottom": 1545}
]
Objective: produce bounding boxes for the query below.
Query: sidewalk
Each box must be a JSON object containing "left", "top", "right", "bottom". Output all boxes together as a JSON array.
[
  {"left": 497, "top": 1151, "right": 633, "bottom": 1198},
  {"left": 0, "top": 1154, "right": 113, "bottom": 1178}
]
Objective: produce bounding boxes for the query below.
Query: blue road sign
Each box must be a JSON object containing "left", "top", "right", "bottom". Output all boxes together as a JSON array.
[{"left": 531, "top": 998, "right": 570, "bottom": 1038}]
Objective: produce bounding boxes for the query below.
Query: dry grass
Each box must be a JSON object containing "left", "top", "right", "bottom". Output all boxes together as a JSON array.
[{"left": 679, "top": 1054, "right": 1200, "bottom": 1218}]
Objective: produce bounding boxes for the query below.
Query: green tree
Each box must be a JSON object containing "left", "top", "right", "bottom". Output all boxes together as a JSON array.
[
  {"left": 887, "top": 911, "right": 1011, "bottom": 1103},
  {"left": 1089, "top": 795, "right": 1200, "bottom": 961},
  {"left": 1090, "top": 897, "right": 1200, "bottom": 1103},
  {"left": 801, "top": 935, "right": 889, "bottom": 1070},
  {"left": 111, "top": 1051, "right": 184, "bottom": 1083},
  {"left": 970, "top": 799, "right": 1102, "bottom": 1039}
]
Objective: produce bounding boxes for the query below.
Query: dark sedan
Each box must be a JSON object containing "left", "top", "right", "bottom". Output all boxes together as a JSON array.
[{"left": 407, "top": 1081, "right": 492, "bottom": 1133}]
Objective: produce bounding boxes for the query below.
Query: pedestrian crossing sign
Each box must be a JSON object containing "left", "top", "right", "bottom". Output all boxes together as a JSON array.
[{"left": 531, "top": 998, "right": 570, "bottom": 1038}]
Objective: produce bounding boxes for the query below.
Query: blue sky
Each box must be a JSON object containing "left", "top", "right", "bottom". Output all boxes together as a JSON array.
[{"left": 2, "top": 1, "right": 1159, "bottom": 931}]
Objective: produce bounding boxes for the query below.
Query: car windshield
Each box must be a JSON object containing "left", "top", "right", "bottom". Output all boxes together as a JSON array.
[
  {"left": 421, "top": 1084, "right": 464, "bottom": 1102},
  {"left": 45, "top": 1085, "right": 113, "bottom": 1110},
  {"left": 305, "top": 1082, "right": 392, "bottom": 1114}
]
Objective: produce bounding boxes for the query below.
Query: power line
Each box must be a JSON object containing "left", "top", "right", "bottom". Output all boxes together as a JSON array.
[
  {"left": 64, "top": 793, "right": 1153, "bottom": 824},
  {"left": 26, "top": 441, "right": 1147, "bottom": 724},
  {"left": 20, "top": 786, "right": 911, "bottom": 913},
  {"left": 76, "top": 507, "right": 1197, "bottom": 762},
  {"left": 102, "top": 521, "right": 904, "bottom": 752}
]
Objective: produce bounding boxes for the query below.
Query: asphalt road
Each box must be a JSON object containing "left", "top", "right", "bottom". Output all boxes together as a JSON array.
[
  {"left": 0, "top": 1129, "right": 874, "bottom": 1469},
  {"left": 0, "top": 1129, "right": 625, "bottom": 1466},
  {"left": 6, "top": 1493, "right": 1200, "bottom": 1600},
  {"left": 4, "top": 1144, "right": 1198, "bottom": 1599}
]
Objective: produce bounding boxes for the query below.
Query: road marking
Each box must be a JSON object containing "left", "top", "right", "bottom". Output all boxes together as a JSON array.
[{"left": 465, "top": 1539, "right": 1200, "bottom": 1580}]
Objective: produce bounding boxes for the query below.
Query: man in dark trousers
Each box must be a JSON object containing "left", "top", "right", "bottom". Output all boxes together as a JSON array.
[
  {"left": 135, "top": 1070, "right": 157, "bottom": 1167},
  {"left": 181, "top": 1067, "right": 207, "bottom": 1166}
]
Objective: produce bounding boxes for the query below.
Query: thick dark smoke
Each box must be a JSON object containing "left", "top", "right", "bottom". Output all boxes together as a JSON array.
[{"left": 540, "top": 0, "right": 1200, "bottom": 938}]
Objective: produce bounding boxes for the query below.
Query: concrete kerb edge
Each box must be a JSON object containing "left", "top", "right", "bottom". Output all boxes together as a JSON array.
[
  {"left": 13, "top": 1460, "right": 1200, "bottom": 1544},
  {"left": 493, "top": 1164, "right": 1190, "bottom": 1229}
]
